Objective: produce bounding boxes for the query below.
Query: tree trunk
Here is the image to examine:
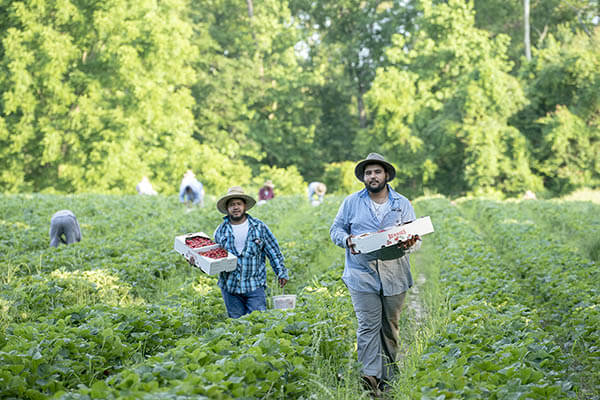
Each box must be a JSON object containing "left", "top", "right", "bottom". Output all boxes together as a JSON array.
[
  {"left": 245, "top": 0, "right": 264, "bottom": 79},
  {"left": 524, "top": 0, "right": 531, "bottom": 61},
  {"left": 246, "top": 0, "right": 255, "bottom": 40},
  {"left": 246, "top": 0, "right": 253, "bottom": 18},
  {"left": 357, "top": 87, "right": 366, "bottom": 129}
]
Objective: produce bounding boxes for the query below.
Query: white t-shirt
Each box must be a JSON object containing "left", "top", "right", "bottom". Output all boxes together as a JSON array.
[
  {"left": 370, "top": 198, "right": 390, "bottom": 223},
  {"left": 231, "top": 219, "right": 249, "bottom": 254}
]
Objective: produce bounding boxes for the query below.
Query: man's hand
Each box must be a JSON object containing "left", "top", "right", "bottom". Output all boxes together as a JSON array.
[
  {"left": 398, "top": 234, "right": 420, "bottom": 250},
  {"left": 185, "top": 253, "right": 197, "bottom": 267},
  {"left": 278, "top": 277, "right": 288, "bottom": 288},
  {"left": 346, "top": 235, "right": 360, "bottom": 254}
]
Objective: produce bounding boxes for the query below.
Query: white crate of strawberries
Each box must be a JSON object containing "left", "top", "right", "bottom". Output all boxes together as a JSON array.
[
  {"left": 352, "top": 216, "right": 435, "bottom": 254},
  {"left": 174, "top": 232, "right": 237, "bottom": 275}
]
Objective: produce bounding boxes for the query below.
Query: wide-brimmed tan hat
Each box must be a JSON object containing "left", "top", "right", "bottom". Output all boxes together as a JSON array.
[
  {"left": 315, "top": 182, "right": 326, "bottom": 195},
  {"left": 264, "top": 180, "right": 274, "bottom": 188},
  {"left": 216, "top": 186, "right": 256, "bottom": 214},
  {"left": 354, "top": 153, "right": 396, "bottom": 182}
]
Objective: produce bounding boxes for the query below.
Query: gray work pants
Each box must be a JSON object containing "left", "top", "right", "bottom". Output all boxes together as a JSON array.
[
  {"left": 349, "top": 288, "right": 406, "bottom": 381},
  {"left": 49, "top": 211, "right": 81, "bottom": 247}
]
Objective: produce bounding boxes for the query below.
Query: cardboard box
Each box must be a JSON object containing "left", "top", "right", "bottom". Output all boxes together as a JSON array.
[
  {"left": 174, "top": 232, "right": 237, "bottom": 275},
  {"left": 353, "top": 216, "right": 434, "bottom": 254},
  {"left": 174, "top": 232, "right": 214, "bottom": 254}
]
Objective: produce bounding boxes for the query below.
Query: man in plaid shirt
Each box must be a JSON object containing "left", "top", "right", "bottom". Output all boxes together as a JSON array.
[{"left": 213, "top": 186, "right": 288, "bottom": 318}]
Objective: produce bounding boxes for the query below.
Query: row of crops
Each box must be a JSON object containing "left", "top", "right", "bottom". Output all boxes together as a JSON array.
[
  {"left": 402, "top": 197, "right": 599, "bottom": 399},
  {"left": 0, "top": 194, "right": 598, "bottom": 399}
]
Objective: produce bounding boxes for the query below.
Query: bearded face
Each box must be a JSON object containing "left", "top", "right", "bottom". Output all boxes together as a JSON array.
[
  {"left": 227, "top": 198, "right": 247, "bottom": 222},
  {"left": 363, "top": 163, "right": 388, "bottom": 193}
]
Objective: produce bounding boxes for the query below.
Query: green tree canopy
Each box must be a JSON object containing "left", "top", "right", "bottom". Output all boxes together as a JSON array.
[
  {"left": 472, "top": 0, "right": 599, "bottom": 69},
  {"left": 515, "top": 27, "right": 600, "bottom": 194},
  {"left": 0, "top": 0, "right": 597, "bottom": 197},
  {"left": 0, "top": 0, "right": 199, "bottom": 193},
  {"left": 362, "top": 0, "right": 542, "bottom": 197}
]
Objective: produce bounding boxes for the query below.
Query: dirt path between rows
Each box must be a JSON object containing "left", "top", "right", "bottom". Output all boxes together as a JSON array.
[{"left": 408, "top": 272, "right": 426, "bottom": 323}]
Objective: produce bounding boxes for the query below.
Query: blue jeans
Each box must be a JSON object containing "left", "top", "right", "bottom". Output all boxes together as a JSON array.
[{"left": 220, "top": 287, "right": 267, "bottom": 318}]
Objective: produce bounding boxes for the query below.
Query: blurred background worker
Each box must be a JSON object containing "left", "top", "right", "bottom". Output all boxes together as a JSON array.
[
  {"left": 179, "top": 170, "right": 204, "bottom": 207},
  {"left": 307, "top": 181, "right": 327, "bottom": 205},
  {"left": 257, "top": 180, "right": 275, "bottom": 205},
  {"left": 49, "top": 210, "right": 82, "bottom": 248},
  {"left": 136, "top": 176, "right": 158, "bottom": 195}
]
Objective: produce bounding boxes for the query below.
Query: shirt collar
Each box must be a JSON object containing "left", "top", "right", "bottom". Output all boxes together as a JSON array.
[
  {"left": 223, "top": 214, "right": 259, "bottom": 228},
  {"left": 358, "top": 184, "right": 400, "bottom": 202}
]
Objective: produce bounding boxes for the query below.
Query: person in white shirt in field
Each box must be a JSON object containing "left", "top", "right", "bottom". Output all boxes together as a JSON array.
[
  {"left": 187, "top": 186, "right": 289, "bottom": 318},
  {"left": 136, "top": 176, "right": 158, "bottom": 195}
]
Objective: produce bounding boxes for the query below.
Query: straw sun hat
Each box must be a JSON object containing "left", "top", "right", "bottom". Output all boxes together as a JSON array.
[
  {"left": 216, "top": 186, "right": 257, "bottom": 214},
  {"left": 354, "top": 153, "right": 396, "bottom": 182},
  {"left": 315, "top": 183, "right": 326, "bottom": 196}
]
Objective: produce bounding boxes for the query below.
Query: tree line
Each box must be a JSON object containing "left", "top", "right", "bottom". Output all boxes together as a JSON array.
[{"left": 0, "top": 0, "right": 598, "bottom": 198}]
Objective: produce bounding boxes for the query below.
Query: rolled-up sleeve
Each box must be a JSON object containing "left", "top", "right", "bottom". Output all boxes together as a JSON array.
[
  {"left": 263, "top": 225, "right": 288, "bottom": 279},
  {"left": 330, "top": 200, "right": 350, "bottom": 248},
  {"left": 402, "top": 202, "right": 416, "bottom": 223}
]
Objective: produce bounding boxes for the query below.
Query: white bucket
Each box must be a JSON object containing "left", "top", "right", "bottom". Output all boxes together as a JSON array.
[{"left": 272, "top": 294, "right": 297, "bottom": 310}]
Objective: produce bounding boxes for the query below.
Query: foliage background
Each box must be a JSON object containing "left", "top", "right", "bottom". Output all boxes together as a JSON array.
[{"left": 0, "top": 0, "right": 598, "bottom": 198}]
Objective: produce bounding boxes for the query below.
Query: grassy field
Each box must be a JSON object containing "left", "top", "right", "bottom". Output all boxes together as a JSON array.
[{"left": 0, "top": 193, "right": 598, "bottom": 399}]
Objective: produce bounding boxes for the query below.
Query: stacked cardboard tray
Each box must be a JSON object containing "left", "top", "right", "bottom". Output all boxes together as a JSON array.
[{"left": 174, "top": 232, "right": 237, "bottom": 275}]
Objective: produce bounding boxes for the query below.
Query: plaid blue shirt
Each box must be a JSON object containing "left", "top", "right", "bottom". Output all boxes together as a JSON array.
[{"left": 215, "top": 214, "right": 287, "bottom": 294}]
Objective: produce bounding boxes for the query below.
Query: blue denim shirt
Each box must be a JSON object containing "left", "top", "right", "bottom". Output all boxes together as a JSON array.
[
  {"left": 330, "top": 186, "right": 416, "bottom": 295},
  {"left": 179, "top": 178, "right": 203, "bottom": 204},
  {"left": 215, "top": 215, "right": 288, "bottom": 294}
]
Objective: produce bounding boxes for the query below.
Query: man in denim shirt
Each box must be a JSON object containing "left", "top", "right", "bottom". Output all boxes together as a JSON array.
[
  {"left": 330, "top": 153, "right": 421, "bottom": 396},
  {"left": 178, "top": 170, "right": 204, "bottom": 207},
  {"left": 213, "top": 186, "right": 288, "bottom": 318}
]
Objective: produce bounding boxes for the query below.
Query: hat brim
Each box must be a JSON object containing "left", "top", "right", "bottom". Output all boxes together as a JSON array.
[
  {"left": 216, "top": 194, "right": 256, "bottom": 214},
  {"left": 354, "top": 160, "right": 396, "bottom": 182}
]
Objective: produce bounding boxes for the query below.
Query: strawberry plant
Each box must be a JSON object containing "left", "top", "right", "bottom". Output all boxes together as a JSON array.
[{"left": 0, "top": 193, "right": 598, "bottom": 399}]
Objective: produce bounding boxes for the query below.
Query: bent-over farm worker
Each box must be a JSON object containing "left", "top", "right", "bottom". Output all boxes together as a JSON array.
[
  {"left": 49, "top": 210, "right": 82, "bottom": 248},
  {"left": 189, "top": 186, "right": 288, "bottom": 318},
  {"left": 258, "top": 180, "right": 275, "bottom": 203},
  {"left": 329, "top": 153, "right": 421, "bottom": 397},
  {"left": 136, "top": 176, "right": 158, "bottom": 195},
  {"left": 307, "top": 181, "right": 327, "bottom": 205},
  {"left": 178, "top": 170, "right": 204, "bottom": 207}
]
